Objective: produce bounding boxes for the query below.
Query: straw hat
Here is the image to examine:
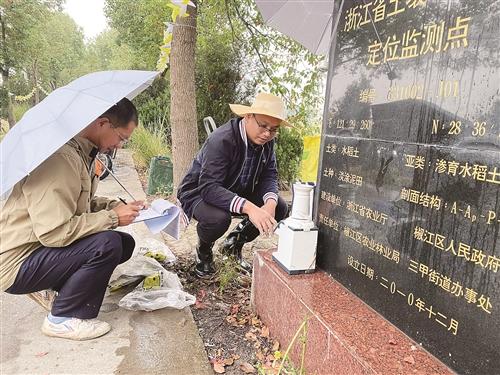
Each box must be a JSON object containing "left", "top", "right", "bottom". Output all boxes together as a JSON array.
[{"left": 229, "top": 92, "right": 291, "bottom": 127}]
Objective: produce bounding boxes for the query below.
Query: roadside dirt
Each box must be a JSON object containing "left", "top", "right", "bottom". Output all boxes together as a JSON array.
[{"left": 137, "top": 167, "right": 291, "bottom": 374}]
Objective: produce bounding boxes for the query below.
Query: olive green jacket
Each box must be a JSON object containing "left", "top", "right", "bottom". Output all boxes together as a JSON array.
[{"left": 0, "top": 137, "right": 119, "bottom": 291}]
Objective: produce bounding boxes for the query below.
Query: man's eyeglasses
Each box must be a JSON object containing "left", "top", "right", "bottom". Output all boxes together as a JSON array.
[
  {"left": 111, "top": 126, "right": 129, "bottom": 146},
  {"left": 253, "top": 114, "right": 279, "bottom": 136}
]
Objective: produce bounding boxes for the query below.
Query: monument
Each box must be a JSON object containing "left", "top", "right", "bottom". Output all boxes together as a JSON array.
[
  {"left": 253, "top": 0, "right": 498, "bottom": 373},
  {"left": 316, "top": 0, "right": 499, "bottom": 373}
]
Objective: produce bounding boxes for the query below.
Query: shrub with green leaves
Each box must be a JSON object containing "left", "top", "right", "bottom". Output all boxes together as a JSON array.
[
  {"left": 275, "top": 127, "right": 304, "bottom": 188},
  {"left": 128, "top": 122, "right": 170, "bottom": 170},
  {"left": 13, "top": 102, "right": 30, "bottom": 122}
]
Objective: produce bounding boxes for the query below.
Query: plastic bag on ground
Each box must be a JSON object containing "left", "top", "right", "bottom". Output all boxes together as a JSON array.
[
  {"left": 109, "top": 254, "right": 164, "bottom": 292},
  {"left": 116, "top": 227, "right": 177, "bottom": 265},
  {"left": 137, "top": 237, "right": 176, "bottom": 265},
  {"left": 118, "top": 264, "right": 196, "bottom": 311}
]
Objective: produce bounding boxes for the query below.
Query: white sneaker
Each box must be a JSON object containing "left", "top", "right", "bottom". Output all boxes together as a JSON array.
[
  {"left": 27, "top": 290, "right": 57, "bottom": 311},
  {"left": 41, "top": 316, "right": 111, "bottom": 340}
]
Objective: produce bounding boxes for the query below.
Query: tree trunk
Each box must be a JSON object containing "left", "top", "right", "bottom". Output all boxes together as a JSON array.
[
  {"left": 169, "top": 2, "right": 198, "bottom": 193},
  {"left": 1, "top": 12, "right": 15, "bottom": 128},
  {"left": 2, "top": 71, "right": 15, "bottom": 129}
]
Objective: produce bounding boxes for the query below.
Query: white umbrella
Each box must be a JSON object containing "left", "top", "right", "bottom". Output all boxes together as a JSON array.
[
  {"left": 255, "top": 0, "right": 336, "bottom": 55},
  {"left": 0, "top": 70, "right": 159, "bottom": 196}
]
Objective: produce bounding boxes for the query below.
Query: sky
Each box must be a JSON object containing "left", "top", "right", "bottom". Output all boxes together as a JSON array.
[{"left": 64, "top": 0, "right": 107, "bottom": 40}]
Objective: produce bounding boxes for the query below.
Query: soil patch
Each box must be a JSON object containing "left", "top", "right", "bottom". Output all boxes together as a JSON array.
[{"left": 165, "top": 252, "right": 283, "bottom": 374}]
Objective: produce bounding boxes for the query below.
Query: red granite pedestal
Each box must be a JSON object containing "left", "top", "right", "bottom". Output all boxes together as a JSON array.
[{"left": 251, "top": 250, "right": 453, "bottom": 375}]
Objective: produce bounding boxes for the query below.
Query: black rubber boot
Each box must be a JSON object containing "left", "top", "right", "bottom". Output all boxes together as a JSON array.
[
  {"left": 195, "top": 239, "right": 216, "bottom": 278},
  {"left": 220, "top": 218, "right": 260, "bottom": 273}
]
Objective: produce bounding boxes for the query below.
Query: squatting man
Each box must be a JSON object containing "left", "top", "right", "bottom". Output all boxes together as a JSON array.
[
  {"left": 0, "top": 98, "right": 144, "bottom": 341},
  {"left": 177, "top": 92, "right": 291, "bottom": 278}
]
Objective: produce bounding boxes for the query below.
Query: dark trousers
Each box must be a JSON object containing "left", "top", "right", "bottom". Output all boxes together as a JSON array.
[
  {"left": 6, "top": 231, "right": 134, "bottom": 319},
  {"left": 193, "top": 194, "right": 289, "bottom": 244}
]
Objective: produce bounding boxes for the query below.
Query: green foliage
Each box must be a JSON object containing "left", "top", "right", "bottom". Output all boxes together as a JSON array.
[
  {"left": 218, "top": 256, "right": 239, "bottom": 293},
  {"left": 195, "top": 0, "right": 255, "bottom": 143},
  {"left": 133, "top": 77, "right": 171, "bottom": 143},
  {"left": 104, "top": 0, "right": 170, "bottom": 69},
  {"left": 12, "top": 102, "right": 30, "bottom": 122},
  {"left": 73, "top": 29, "right": 135, "bottom": 75},
  {"left": 0, "top": 1, "right": 65, "bottom": 120},
  {"left": 25, "top": 12, "right": 85, "bottom": 90},
  {"left": 275, "top": 128, "right": 303, "bottom": 187},
  {"left": 128, "top": 123, "right": 170, "bottom": 170},
  {"left": 0, "top": 119, "right": 8, "bottom": 141},
  {"left": 222, "top": 0, "right": 326, "bottom": 128},
  {"left": 104, "top": 0, "right": 174, "bottom": 144},
  {"left": 0, "top": 1, "right": 62, "bottom": 74}
]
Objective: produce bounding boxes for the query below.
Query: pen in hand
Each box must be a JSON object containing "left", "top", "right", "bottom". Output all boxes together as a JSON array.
[{"left": 119, "top": 197, "right": 127, "bottom": 205}]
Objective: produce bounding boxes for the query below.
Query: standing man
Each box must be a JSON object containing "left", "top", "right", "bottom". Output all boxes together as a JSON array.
[
  {"left": 178, "top": 93, "right": 289, "bottom": 278},
  {"left": 0, "top": 98, "right": 143, "bottom": 340}
]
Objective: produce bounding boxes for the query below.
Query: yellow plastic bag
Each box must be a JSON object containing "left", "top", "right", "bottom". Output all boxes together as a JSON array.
[{"left": 299, "top": 135, "right": 320, "bottom": 183}]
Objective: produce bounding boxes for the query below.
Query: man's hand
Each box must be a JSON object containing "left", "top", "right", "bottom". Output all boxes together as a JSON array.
[
  {"left": 128, "top": 200, "right": 147, "bottom": 210},
  {"left": 112, "top": 203, "right": 142, "bottom": 226},
  {"left": 242, "top": 201, "right": 277, "bottom": 235},
  {"left": 261, "top": 199, "right": 277, "bottom": 218}
]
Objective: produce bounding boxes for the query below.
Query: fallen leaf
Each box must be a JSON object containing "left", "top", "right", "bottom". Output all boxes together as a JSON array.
[
  {"left": 266, "top": 354, "right": 275, "bottom": 362},
  {"left": 213, "top": 362, "right": 225, "bottom": 373},
  {"left": 272, "top": 341, "right": 280, "bottom": 351},
  {"left": 194, "top": 300, "right": 207, "bottom": 309},
  {"left": 404, "top": 355, "right": 415, "bottom": 365},
  {"left": 256, "top": 350, "right": 265, "bottom": 362},
  {"left": 245, "top": 331, "right": 257, "bottom": 341},
  {"left": 251, "top": 316, "right": 261, "bottom": 326},
  {"left": 197, "top": 289, "right": 207, "bottom": 301},
  {"left": 240, "top": 362, "right": 256, "bottom": 373},
  {"left": 260, "top": 326, "right": 270, "bottom": 338},
  {"left": 261, "top": 362, "right": 278, "bottom": 373},
  {"left": 230, "top": 304, "right": 240, "bottom": 314},
  {"left": 237, "top": 317, "right": 248, "bottom": 325},
  {"left": 35, "top": 352, "right": 48, "bottom": 357},
  {"left": 223, "top": 357, "right": 234, "bottom": 366}
]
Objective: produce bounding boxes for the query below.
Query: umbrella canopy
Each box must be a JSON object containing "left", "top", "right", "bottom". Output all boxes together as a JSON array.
[
  {"left": 0, "top": 70, "right": 159, "bottom": 196},
  {"left": 255, "top": 0, "right": 336, "bottom": 55}
]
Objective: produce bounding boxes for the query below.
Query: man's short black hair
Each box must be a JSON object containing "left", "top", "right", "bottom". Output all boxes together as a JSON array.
[{"left": 100, "top": 98, "right": 138, "bottom": 128}]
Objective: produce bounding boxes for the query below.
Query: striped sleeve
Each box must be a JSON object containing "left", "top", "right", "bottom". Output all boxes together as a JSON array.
[
  {"left": 230, "top": 195, "right": 247, "bottom": 214},
  {"left": 263, "top": 192, "right": 278, "bottom": 203}
]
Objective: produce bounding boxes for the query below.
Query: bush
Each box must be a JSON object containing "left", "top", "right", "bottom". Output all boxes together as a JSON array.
[
  {"left": 275, "top": 127, "right": 303, "bottom": 188},
  {"left": 128, "top": 122, "right": 170, "bottom": 170},
  {"left": 13, "top": 102, "right": 31, "bottom": 122},
  {"left": 133, "top": 78, "right": 171, "bottom": 145},
  {"left": 0, "top": 119, "right": 8, "bottom": 141}
]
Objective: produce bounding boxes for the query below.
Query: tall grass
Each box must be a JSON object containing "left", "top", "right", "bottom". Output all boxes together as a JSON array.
[
  {"left": 128, "top": 121, "right": 170, "bottom": 170},
  {"left": 0, "top": 119, "right": 8, "bottom": 142},
  {"left": 13, "top": 102, "right": 31, "bottom": 122}
]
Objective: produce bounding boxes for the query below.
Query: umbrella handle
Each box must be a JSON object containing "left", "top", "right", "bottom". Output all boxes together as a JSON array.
[{"left": 95, "top": 156, "right": 138, "bottom": 202}]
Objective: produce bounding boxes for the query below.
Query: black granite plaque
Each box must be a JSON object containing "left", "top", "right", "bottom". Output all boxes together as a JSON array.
[{"left": 316, "top": 0, "right": 500, "bottom": 373}]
